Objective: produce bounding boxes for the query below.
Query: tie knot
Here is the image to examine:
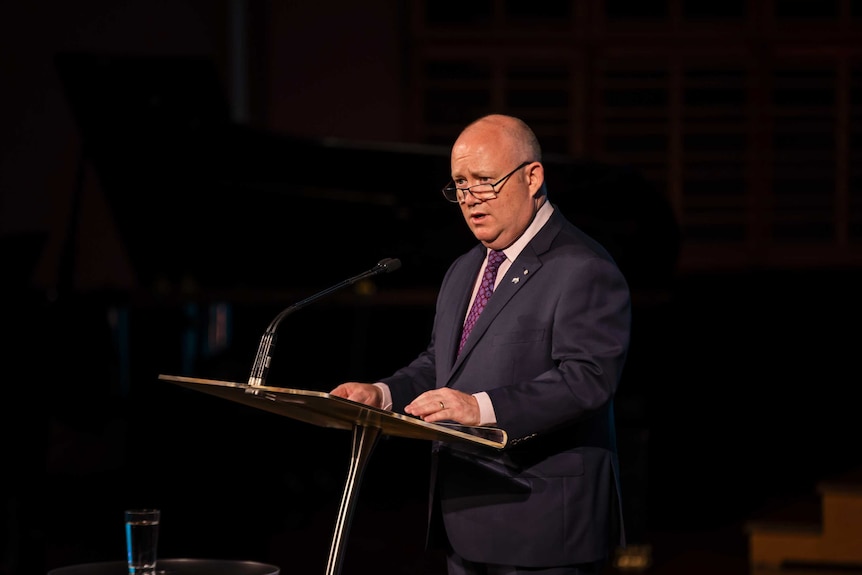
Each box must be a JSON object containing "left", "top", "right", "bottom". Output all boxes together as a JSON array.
[{"left": 487, "top": 250, "right": 506, "bottom": 270}]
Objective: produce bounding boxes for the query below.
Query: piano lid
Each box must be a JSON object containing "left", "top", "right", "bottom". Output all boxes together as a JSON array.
[{"left": 52, "top": 52, "right": 679, "bottom": 300}]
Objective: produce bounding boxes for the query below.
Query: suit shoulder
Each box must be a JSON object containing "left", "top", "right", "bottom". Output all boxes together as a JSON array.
[{"left": 555, "top": 216, "right": 618, "bottom": 264}]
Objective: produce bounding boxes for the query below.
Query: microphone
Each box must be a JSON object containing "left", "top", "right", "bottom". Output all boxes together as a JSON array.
[{"left": 247, "top": 258, "right": 401, "bottom": 387}]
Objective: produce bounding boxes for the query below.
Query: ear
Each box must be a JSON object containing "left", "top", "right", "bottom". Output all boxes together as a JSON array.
[{"left": 527, "top": 162, "right": 544, "bottom": 196}]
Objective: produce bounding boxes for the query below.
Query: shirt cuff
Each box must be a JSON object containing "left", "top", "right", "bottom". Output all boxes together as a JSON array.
[
  {"left": 473, "top": 391, "right": 497, "bottom": 426},
  {"left": 372, "top": 382, "right": 392, "bottom": 411}
]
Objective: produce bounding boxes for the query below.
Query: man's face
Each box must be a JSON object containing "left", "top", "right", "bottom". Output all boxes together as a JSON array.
[{"left": 450, "top": 122, "right": 542, "bottom": 250}]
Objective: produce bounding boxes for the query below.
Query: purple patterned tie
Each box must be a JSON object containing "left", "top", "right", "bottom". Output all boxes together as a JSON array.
[{"left": 459, "top": 249, "right": 506, "bottom": 354}]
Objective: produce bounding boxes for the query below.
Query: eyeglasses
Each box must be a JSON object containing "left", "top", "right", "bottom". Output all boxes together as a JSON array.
[{"left": 442, "top": 161, "right": 531, "bottom": 204}]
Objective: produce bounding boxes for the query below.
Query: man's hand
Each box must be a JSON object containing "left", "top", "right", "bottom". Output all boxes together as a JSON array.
[
  {"left": 405, "top": 388, "right": 480, "bottom": 425},
  {"left": 330, "top": 382, "right": 383, "bottom": 408}
]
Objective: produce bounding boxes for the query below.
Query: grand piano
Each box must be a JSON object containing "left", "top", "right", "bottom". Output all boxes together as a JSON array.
[{"left": 53, "top": 52, "right": 680, "bottom": 303}]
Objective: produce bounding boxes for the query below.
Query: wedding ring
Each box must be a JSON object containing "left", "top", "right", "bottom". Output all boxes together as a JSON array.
[{"left": 439, "top": 401, "right": 445, "bottom": 410}]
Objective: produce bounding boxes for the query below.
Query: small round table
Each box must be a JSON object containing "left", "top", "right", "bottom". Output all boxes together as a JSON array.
[{"left": 47, "top": 558, "right": 280, "bottom": 575}]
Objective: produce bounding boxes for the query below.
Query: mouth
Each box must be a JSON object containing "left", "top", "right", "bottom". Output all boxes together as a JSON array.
[{"left": 468, "top": 211, "right": 489, "bottom": 224}]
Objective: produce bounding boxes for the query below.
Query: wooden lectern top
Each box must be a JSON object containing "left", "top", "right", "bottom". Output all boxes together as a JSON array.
[{"left": 159, "top": 374, "right": 507, "bottom": 449}]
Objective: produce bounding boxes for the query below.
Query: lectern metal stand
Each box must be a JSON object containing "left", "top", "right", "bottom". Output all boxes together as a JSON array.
[{"left": 159, "top": 374, "right": 507, "bottom": 575}]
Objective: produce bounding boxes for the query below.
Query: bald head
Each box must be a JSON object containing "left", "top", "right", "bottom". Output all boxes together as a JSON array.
[{"left": 458, "top": 114, "right": 543, "bottom": 164}]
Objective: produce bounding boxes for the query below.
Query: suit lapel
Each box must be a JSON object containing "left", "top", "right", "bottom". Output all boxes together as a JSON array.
[
  {"left": 448, "top": 210, "right": 564, "bottom": 374},
  {"left": 451, "top": 251, "right": 541, "bottom": 368}
]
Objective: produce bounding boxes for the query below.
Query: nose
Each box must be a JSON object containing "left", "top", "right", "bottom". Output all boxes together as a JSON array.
[{"left": 461, "top": 189, "right": 483, "bottom": 206}]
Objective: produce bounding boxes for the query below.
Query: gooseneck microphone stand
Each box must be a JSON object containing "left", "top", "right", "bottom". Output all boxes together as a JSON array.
[{"left": 247, "top": 257, "right": 401, "bottom": 387}]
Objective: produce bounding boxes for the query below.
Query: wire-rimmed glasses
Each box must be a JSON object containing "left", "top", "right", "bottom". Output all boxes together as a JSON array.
[{"left": 442, "top": 161, "right": 531, "bottom": 204}]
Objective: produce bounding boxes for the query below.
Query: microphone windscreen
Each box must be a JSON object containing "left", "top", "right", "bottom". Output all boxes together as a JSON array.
[{"left": 378, "top": 258, "right": 402, "bottom": 273}]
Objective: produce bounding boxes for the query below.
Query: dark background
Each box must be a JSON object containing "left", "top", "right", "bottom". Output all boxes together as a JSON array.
[{"left": 2, "top": 2, "right": 861, "bottom": 575}]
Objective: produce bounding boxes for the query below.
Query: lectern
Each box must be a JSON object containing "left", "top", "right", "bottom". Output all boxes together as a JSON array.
[{"left": 159, "top": 374, "right": 507, "bottom": 575}]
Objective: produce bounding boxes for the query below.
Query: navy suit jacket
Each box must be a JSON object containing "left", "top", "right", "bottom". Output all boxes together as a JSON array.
[{"left": 383, "top": 206, "right": 631, "bottom": 567}]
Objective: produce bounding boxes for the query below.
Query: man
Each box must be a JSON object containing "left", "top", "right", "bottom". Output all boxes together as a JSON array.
[{"left": 331, "top": 114, "right": 631, "bottom": 574}]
